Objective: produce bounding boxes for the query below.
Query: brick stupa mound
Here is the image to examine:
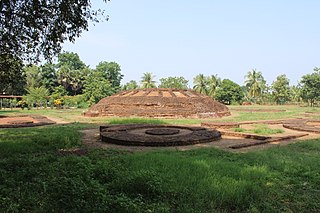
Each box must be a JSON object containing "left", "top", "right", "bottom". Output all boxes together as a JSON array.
[{"left": 84, "top": 88, "right": 230, "bottom": 118}]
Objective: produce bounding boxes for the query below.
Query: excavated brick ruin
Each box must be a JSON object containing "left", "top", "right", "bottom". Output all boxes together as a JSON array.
[{"left": 84, "top": 88, "right": 230, "bottom": 118}]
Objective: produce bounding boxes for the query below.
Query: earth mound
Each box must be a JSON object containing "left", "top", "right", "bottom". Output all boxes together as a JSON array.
[{"left": 84, "top": 88, "right": 230, "bottom": 118}]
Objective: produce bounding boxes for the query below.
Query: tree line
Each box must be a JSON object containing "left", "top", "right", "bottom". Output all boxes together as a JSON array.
[
  {"left": 1, "top": 52, "right": 320, "bottom": 108},
  {"left": 125, "top": 69, "right": 320, "bottom": 107}
]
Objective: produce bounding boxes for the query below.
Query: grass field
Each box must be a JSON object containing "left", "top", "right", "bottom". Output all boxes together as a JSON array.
[
  {"left": 233, "top": 124, "right": 285, "bottom": 135},
  {"left": 1, "top": 105, "right": 320, "bottom": 212}
]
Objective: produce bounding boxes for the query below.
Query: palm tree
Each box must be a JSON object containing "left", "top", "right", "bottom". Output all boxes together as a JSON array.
[
  {"left": 57, "top": 65, "right": 72, "bottom": 92},
  {"left": 244, "top": 69, "right": 265, "bottom": 102},
  {"left": 207, "top": 74, "right": 221, "bottom": 99},
  {"left": 193, "top": 74, "right": 208, "bottom": 95},
  {"left": 140, "top": 72, "right": 156, "bottom": 88}
]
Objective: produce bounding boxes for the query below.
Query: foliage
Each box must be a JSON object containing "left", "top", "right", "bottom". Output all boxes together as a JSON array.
[
  {"left": 290, "top": 85, "right": 302, "bottom": 104},
  {"left": 0, "top": 54, "right": 25, "bottom": 95},
  {"left": 24, "top": 86, "right": 49, "bottom": 108},
  {"left": 51, "top": 86, "right": 68, "bottom": 100},
  {"left": 193, "top": 74, "right": 208, "bottom": 95},
  {"left": 122, "top": 80, "right": 139, "bottom": 91},
  {"left": 299, "top": 67, "right": 320, "bottom": 106},
  {"left": 56, "top": 52, "right": 89, "bottom": 95},
  {"left": 96, "top": 61, "right": 123, "bottom": 91},
  {"left": 140, "top": 72, "right": 157, "bottom": 88},
  {"left": 192, "top": 74, "right": 221, "bottom": 99},
  {"left": 24, "top": 64, "right": 43, "bottom": 88},
  {"left": 216, "top": 79, "right": 244, "bottom": 104},
  {"left": 40, "top": 63, "right": 58, "bottom": 93},
  {"left": 57, "top": 52, "right": 87, "bottom": 70},
  {"left": 244, "top": 69, "right": 266, "bottom": 102},
  {"left": 0, "top": 0, "right": 110, "bottom": 63},
  {"left": 63, "top": 95, "right": 88, "bottom": 108},
  {"left": 207, "top": 74, "right": 221, "bottom": 98},
  {"left": 271, "top": 74, "right": 291, "bottom": 104},
  {"left": 158, "top": 76, "right": 189, "bottom": 89},
  {"left": 83, "top": 70, "right": 114, "bottom": 106}
]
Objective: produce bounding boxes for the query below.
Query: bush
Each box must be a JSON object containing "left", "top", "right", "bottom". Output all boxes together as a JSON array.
[{"left": 63, "top": 95, "right": 87, "bottom": 108}]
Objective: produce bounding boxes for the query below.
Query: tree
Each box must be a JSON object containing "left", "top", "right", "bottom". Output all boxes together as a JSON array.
[
  {"left": 193, "top": 74, "right": 208, "bottom": 95},
  {"left": 57, "top": 52, "right": 87, "bottom": 70},
  {"left": 56, "top": 52, "right": 89, "bottom": 95},
  {"left": 83, "top": 70, "right": 114, "bottom": 105},
  {"left": 24, "top": 86, "right": 49, "bottom": 108},
  {"left": 140, "top": 72, "right": 156, "bottom": 88},
  {"left": 207, "top": 75, "right": 221, "bottom": 99},
  {"left": 158, "top": 76, "right": 189, "bottom": 89},
  {"left": 24, "top": 64, "right": 43, "bottom": 88},
  {"left": 299, "top": 67, "right": 320, "bottom": 106},
  {"left": 122, "top": 80, "right": 139, "bottom": 91},
  {"left": 1, "top": 0, "right": 110, "bottom": 63},
  {"left": 271, "top": 74, "right": 291, "bottom": 105},
  {"left": 244, "top": 69, "right": 266, "bottom": 102},
  {"left": 95, "top": 61, "right": 123, "bottom": 91},
  {"left": 40, "top": 63, "right": 58, "bottom": 93},
  {"left": 290, "top": 85, "right": 302, "bottom": 104},
  {"left": 0, "top": 54, "right": 25, "bottom": 95},
  {"left": 215, "top": 79, "right": 244, "bottom": 105},
  {"left": 51, "top": 85, "right": 68, "bottom": 100}
]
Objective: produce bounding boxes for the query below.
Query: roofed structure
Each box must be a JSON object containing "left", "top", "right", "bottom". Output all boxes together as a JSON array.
[{"left": 84, "top": 88, "right": 230, "bottom": 118}]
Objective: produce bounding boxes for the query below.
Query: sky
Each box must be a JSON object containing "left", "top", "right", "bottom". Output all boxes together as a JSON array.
[{"left": 63, "top": 0, "right": 320, "bottom": 87}]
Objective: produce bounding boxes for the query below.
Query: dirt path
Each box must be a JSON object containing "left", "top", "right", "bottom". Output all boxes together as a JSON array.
[{"left": 46, "top": 116, "right": 69, "bottom": 124}]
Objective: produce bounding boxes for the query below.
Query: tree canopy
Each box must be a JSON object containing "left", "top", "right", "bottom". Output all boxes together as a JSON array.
[
  {"left": 215, "top": 79, "right": 244, "bottom": 105},
  {"left": 141, "top": 72, "right": 157, "bottom": 88},
  {"left": 271, "top": 74, "right": 291, "bottom": 105},
  {"left": 0, "top": 0, "right": 110, "bottom": 63},
  {"left": 0, "top": 54, "right": 25, "bottom": 95},
  {"left": 122, "top": 80, "right": 139, "bottom": 91},
  {"left": 193, "top": 74, "right": 208, "bottom": 95},
  {"left": 299, "top": 67, "right": 320, "bottom": 106},
  {"left": 158, "top": 76, "right": 189, "bottom": 89},
  {"left": 244, "top": 69, "right": 266, "bottom": 102},
  {"left": 95, "top": 61, "right": 123, "bottom": 91}
]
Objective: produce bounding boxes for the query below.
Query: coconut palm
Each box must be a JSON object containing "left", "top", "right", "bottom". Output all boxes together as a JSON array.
[
  {"left": 207, "top": 74, "right": 221, "bottom": 99},
  {"left": 193, "top": 74, "right": 208, "bottom": 95},
  {"left": 244, "top": 69, "right": 265, "bottom": 102},
  {"left": 140, "top": 72, "right": 156, "bottom": 88}
]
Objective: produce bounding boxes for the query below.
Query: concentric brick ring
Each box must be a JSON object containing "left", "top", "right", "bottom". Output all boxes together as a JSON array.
[
  {"left": 100, "top": 124, "right": 221, "bottom": 146},
  {"left": 145, "top": 128, "right": 180, "bottom": 135}
]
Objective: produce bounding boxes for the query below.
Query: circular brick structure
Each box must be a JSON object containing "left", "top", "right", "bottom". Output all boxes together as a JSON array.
[
  {"left": 0, "top": 115, "right": 56, "bottom": 128},
  {"left": 145, "top": 128, "right": 180, "bottom": 135},
  {"left": 100, "top": 124, "right": 221, "bottom": 146},
  {"left": 84, "top": 88, "right": 230, "bottom": 118}
]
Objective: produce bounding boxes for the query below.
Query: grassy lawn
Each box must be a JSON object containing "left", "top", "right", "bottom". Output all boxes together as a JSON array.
[
  {"left": 1, "top": 106, "right": 320, "bottom": 212},
  {"left": 2, "top": 104, "right": 320, "bottom": 124},
  {"left": 233, "top": 124, "right": 285, "bottom": 135}
]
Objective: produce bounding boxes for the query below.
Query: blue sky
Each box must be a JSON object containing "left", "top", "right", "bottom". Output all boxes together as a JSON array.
[{"left": 63, "top": 0, "right": 320, "bottom": 87}]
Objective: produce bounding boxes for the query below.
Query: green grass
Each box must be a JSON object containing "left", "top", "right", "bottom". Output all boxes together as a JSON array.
[
  {"left": 1, "top": 104, "right": 320, "bottom": 124},
  {"left": 1, "top": 123, "right": 320, "bottom": 212},
  {"left": 1, "top": 106, "right": 320, "bottom": 212},
  {"left": 108, "top": 117, "right": 167, "bottom": 125},
  {"left": 233, "top": 124, "right": 285, "bottom": 135}
]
